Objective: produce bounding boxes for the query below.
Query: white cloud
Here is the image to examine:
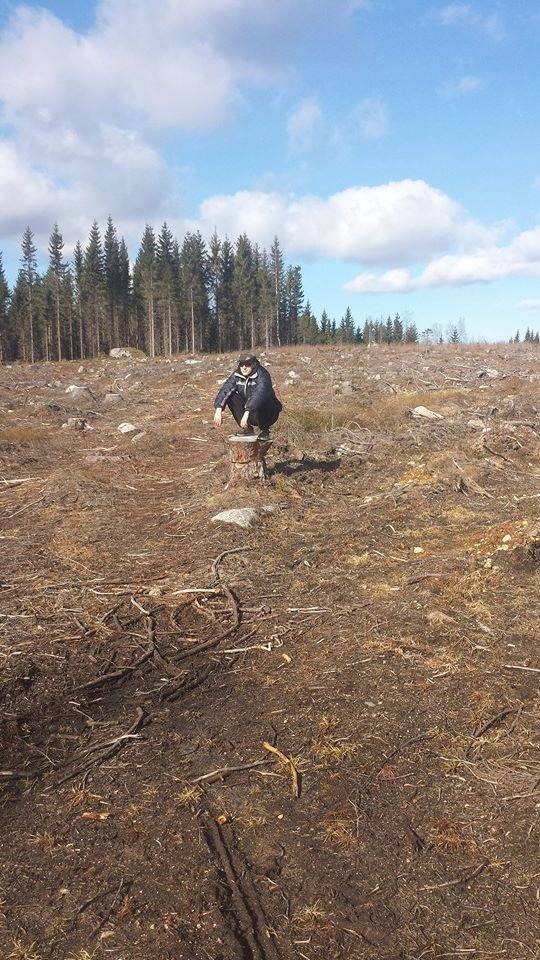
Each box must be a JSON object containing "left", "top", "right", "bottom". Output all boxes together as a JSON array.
[
  {"left": 191, "top": 178, "right": 499, "bottom": 266},
  {"left": 287, "top": 98, "right": 323, "bottom": 149},
  {"left": 443, "top": 74, "right": 487, "bottom": 96},
  {"left": 439, "top": 3, "right": 476, "bottom": 26},
  {"left": 345, "top": 224, "right": 540, "bottom": 293},
  {"left": 0, "top": 0, "right": 332, "bottom": 244},
  {"left": 518, "top": 299, "right": 540, "bottom": 311},
  {"left": 437, "top": 4, "right": 505, "bottom": 39},
  {"left": 353, "top": 97, "right": 388, "bottom": 140}
]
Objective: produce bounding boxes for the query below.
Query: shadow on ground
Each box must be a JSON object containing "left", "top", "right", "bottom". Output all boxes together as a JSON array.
[{"left": 270, "top": 455, "right": 341, "bottom": 476}]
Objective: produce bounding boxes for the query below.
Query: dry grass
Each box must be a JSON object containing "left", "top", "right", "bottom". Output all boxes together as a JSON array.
[
  {"left": 293, "top": 900, "right": 329, "bottom": 927},
  {"left": 7, "top": 943, "right": 44, "bottom": 960},
  {"left": 176, "top": 786, "right": 203, "bottom": 806}
]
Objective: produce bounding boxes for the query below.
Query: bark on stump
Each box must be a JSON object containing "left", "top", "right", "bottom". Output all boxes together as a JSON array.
[{"left": 227, "top": 435, "right": 272, "bottom": 485}]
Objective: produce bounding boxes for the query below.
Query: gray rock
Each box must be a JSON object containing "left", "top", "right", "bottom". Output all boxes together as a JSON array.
[
  {"left": 467, "top": 418, "right": 485, "bottom": 429},
  {"left": 62, "top": 417, "right": 88, "bottom": 430},
  {"left": 117, "top": 421, "right": 137, "bottom": 434},
  {"left": 65, "top": 384, "right": 92, "bottom": 399},
  {"left": 211, "top": 508, "right": 258, "bottom": 529},
  {"left": 109, "top": 347, "right": 133, "bottom": 360},
  {"left": 104, "top": 393, "right": 121, "bottom": 404},
  {"left": 411, "top": 406, "right": 444, "bottom": 420}
]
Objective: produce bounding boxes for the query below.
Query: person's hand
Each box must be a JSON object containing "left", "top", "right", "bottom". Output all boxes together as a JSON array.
[
  {"left": 213, "top": 407, "right": 222, "bottom": 427},
  {"left": 240, "top": 411, "right": 250, "bottom": 429}
]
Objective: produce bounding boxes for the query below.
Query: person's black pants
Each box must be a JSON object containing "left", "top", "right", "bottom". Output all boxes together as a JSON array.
[{"left": 226, "top": 392, "right": 281, "bottom": 430}]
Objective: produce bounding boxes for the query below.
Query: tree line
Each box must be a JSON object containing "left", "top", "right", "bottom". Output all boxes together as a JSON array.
[
  {"left": 0, "top": 219, "right": 470, "bottom": 363},
  {"left": 511, "top": 328, "right": 540, "bottom": 344}
]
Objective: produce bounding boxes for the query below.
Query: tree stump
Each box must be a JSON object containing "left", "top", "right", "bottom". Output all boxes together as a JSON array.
[{"left": 227, "top": 435, "right": 272, "bottom": 485}]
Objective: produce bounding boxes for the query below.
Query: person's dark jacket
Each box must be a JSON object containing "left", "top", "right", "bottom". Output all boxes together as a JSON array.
[{"left": 214, "top": 361, "right": 281, "bottom": 417}]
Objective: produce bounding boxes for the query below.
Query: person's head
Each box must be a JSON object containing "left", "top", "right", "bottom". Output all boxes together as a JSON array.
[{"left": 237, "top": 353, "right": 258, "bottom": 376}]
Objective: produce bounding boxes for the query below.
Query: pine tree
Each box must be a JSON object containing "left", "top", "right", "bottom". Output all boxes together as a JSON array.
[
  {"left": 256, "top": 249, "right": 273, "bottom": 350},
  {"left": 339, "top": 306, "right": 355, "bottom": 343},
  {"left": 208, "top": 231, "right": 223, "bottom": 352},
  {"left": 180, "top": 232, "right": 209, "bottom": 354},
  {"left": 232, "top": 234, "right": 254, "bottom": 350},
  {"left": 21, "top": 227, "right": 38, "bottom": 362},
  {"left": 47, "top": 223, "right": 65, "bottom": 360},
  {"left": 134, "top": 225, "right": 157, "bottom": 357},
  {"left": 514, "top": 329, "right": 520, "bottom": 343},
  {"left": 405, "top": 321, "right": 418, "bottom": 343},
  {"left": 104, "top": 217, "right": 121, "bottom": 349},
  {"left": 72, "top": 242, "right": 85, "bottom": 358},
  {"left": 171, "top": 239, "right": 185, "bottom": 352},
  {"left": 320, "top": 309, "right": 330, "bottom": 342},
  {"left": 283, "top": 265, "right": 304, "bottom": 345},
  {"left": 270, "top": 237, "right": 284, "bottom": 347},
  {"left": 0, "top": 252, "right": 11, "bottom": 362},
  {"left": 118, "top": 238, "right": 132, "bottom": 346},
  {"left": 157, "top": 222, "right": 175, "bottom": 355},
  {"left": 83, "top": 222, "right": 105, "bottom": 355},
  {"left": 298, "top": 300, "right": 319, "bottom": 344},
  {"left": 392, "top": 312, "right": 403, "bottom": 342}
]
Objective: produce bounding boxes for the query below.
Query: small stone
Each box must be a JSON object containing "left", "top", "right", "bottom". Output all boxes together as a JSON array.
[
  {"left": 483, "top": 558, "right": 493, "bottom": 569},
  {"left": 502, "top": 534, "right": 512, "bottom": 543},
  {"left": 109, "top": 347, "right": 133, "bottom": 360},
  {"left": 61, "top": 417, "right": 88, "bottom": 430},
  {"left": 288, "top": 370, "right": 300, "bottom": 380},
  {"left": 413, "top": 546, "right": 425, "bottom": 554},
  {"left": 131, "top": 431, "right": 147, "bottom": 443},
  {"left": 118, "top": 422, "right": 137, "bottom": 434},
  {"left": 211, "top": 508, "right": 258, "bottom": 529},
  {"left": 467, "top": 418, "right": 485, "bottom": 429},
  {"left": 185, "top": 359, "right": 203, "bottom": 365},
  {"left": 65, "top": 384, "right": 91, "bottom": 399},
  {"left": 148, "top": 586, "right": 164, "bottom": 597},
  {"left": 410, "top": 406, "right": 444, "bottom": 420},
  {"left": 478, "top": 368, "right": 499, "bottom": 379},
  {"left": 104, "top": 393, "right": 121, "bottom": 404}
]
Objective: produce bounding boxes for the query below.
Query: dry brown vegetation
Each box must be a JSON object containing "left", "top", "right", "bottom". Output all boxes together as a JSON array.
[{"left": 0, "top": 342, "right": 539, "bottom": 960}]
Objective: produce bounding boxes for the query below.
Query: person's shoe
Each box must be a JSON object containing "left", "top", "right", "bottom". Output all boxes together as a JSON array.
[
  {"left": 258, "top": 429, "right": 271, "bottom": 442},
  {"left": 236, "top": 426, "right": 254, "bottom": 436}
]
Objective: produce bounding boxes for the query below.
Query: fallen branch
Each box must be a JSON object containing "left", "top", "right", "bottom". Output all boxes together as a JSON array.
[
  {"left": 503, "top": 664, "right": 540, "bottom": 673},
  {"left": 191, "top": 758, "right": 271, "bottom": 785},
  {"left": 211, "top": 546, "right": 251, "bottom": 582},
  {"left": 472, "top": 707, "right": 518, "bottom": 740},
  {"left": 79, "top": 646, "right": 154, "bottom": 690},
  {"left": 56, "top": 708, "right": 146, "bottom": 786},
  {"left": 421, "top": 860, "right": 489, "bottom": 891},
  {"left": 263, "top": 741, "right": 300, "bottom": 797}
]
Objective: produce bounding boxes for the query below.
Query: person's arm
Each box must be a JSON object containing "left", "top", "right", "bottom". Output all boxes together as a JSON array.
[
  {"left": 214, "top": 373, "right": 236, "bottom": 411},
  {"left": 245, "top": 368, "right": 273, "bottom": 412}
]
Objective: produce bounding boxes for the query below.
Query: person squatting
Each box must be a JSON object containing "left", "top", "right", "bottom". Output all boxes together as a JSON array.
[{"left": 213, "top": 354, "right": 282, "bottom": 442}]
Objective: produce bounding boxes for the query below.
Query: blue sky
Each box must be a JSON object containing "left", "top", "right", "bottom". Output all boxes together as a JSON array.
[{"left": 1, "top": 0, "right": 540, "bottom": 340}]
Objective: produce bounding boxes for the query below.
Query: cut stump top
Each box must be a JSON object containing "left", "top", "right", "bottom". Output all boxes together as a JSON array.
[{"left": 228, "top": 435, "right": 273, "bottom": 445}]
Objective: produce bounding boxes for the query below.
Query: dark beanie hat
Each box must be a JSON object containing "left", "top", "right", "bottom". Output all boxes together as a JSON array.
[{"left": 237, "top": 353, "right": 258, "bottom": 366}]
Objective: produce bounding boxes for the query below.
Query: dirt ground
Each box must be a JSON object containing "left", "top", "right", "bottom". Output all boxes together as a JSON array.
[{"left": 0, "top": 343, "right": 539, "bottom": 960}]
